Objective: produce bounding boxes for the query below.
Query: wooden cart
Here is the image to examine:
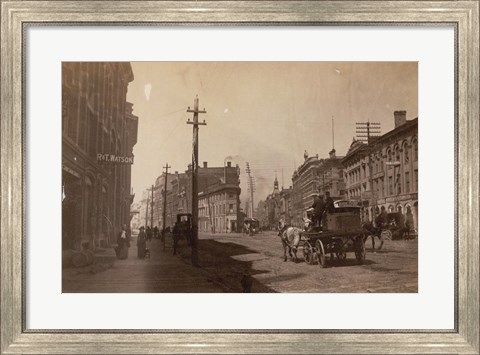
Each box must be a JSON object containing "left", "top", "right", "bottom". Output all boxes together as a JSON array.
[{"left": 301, "top": 203, "right": 366, "bottom": 268}]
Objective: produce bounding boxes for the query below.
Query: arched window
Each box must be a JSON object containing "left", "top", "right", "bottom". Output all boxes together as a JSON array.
[
  {"left": 403, "top": 141, "right": 409, "bottom": 164},
  {"left": 394, "top": 144, "right": 401, "bottom": 162},
  {"left": 396, "top": 173, "right": 402, "bottom": 195}
]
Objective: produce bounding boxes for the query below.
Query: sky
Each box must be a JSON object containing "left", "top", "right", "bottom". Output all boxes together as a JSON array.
[{"left": 126, "top": 62, "right": 418, "bottom": 206}]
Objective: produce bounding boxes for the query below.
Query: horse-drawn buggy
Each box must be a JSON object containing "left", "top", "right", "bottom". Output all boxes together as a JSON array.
[
  {"left": 243, "top": 218, "right": 260, "bottom": 236},
  {"left": 172, "top": 213, "right": 192, "bottom": 255},
  {"left": 280, "top": 200, "right": 366, "bottom": 268}
]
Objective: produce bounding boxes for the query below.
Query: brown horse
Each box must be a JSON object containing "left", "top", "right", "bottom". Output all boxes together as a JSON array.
[{"left": 362, "top": 221, "right": 388, "bottom": 251}]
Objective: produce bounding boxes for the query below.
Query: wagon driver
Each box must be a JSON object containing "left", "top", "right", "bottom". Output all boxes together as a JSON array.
[{"left": 311, "top": 193, "right": 326, "bottom": 229}]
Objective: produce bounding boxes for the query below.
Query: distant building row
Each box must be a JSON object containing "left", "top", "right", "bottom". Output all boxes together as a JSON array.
[
  {"left": 258, "top": 111, "right": 418, "bottom": 230},
  {"left": 135, "top": 162, "right": 242, "bottom": 233}
]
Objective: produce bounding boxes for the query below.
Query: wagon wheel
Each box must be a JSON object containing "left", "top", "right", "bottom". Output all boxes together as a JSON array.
[
  {"left": 315, "top": 240, "right": 327, "bottom": 268},
  {"left": 355, "top": 237, "right": 366, "bottom": 265},
  {"left": 303, "top": 241, "right": 315, "bottom": 265}
]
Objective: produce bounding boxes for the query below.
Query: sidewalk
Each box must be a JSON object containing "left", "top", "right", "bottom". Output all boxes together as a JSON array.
[{"left": 62, "top": 237, "right": 226, "bottom": 293}]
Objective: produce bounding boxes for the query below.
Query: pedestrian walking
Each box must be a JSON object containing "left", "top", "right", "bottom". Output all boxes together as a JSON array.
[
  {"left": 324, "top": 191, "right": 335, "bottom": 213},
  {"left": 373, "top": 206, "right": 388, "bottom": 250},
  {"left": 397, "top": 211, "right": 406, "bottom": 239},
  {"left": 172, "top": 222, "right": 180, "bottom": 255},
  {"left": 153, "top": 226, "right": 159, "bottom": 239},
  {"left": 405, "top": 206, "right": 415, "bottom": 239},
  {"left": 146, "top": 226, "right": 152, "bottom": 242},
  {"left": 137, "top": 226, "right": 147, "bottom": 259},
  {"left": 115, "top": 224, "right": 130, "bottom": 259}
]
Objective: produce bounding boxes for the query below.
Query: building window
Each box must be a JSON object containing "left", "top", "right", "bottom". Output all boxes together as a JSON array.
[
  {"left": 395, "top": 145, "right": 401, "bottom": 162},
  {"left": 88, "top": 110, "right": 97, "bottom": 157},
  {"left": 413, "top": 139, "right": 418, "bottom": 161},
  {"left": 67, "top": 97, "right": 79, "bottom": 141},
  {"left": 387, "top": 149, "right": 392, "bottom": 166},
  {"left": 403, "top": 143, "right": 409, "bottom": 164},
  {"left": 389, "top": 176, "right": 393, "bottom": 195},
  {"left": 405, "top": 172, "right": 410, "bottom": 193},
  {"left": 78, "top": 97, "right": 87, "bottom": 149},
  {"left": 229, "top": 204, "right": 234, "bottom": 213},
  {"left": 396, "top": 174, "right": 402, "bottom": 195},
  {"left": 414, "top": 169, "right": 418, "bottom": 191}
]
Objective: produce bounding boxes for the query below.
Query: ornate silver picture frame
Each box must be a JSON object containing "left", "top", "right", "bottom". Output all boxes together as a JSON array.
[{"left": 1, "top": 1, "right": 478, "bottom": 353}]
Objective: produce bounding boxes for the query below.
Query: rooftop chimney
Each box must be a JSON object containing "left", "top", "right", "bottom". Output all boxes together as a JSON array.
[
  {"left": 394, "top": 110, "right": 407, "bottom": 128},
  {"left": 227, "top": 161, "right": 232, "bottom": 168},
  {"left": 203, "top": 161, "right": 208, "bottom": 168}
]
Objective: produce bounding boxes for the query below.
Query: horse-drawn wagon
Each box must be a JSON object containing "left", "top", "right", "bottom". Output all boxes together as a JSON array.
[
  {"left": 243, "top": 218, "right": 260, "bottom": 236},
  {"left": 172, "top": 213, "right": 192, "bottom": 255},
  {"left": 300, "top": 201, "right": 366, "bottom": 268}
]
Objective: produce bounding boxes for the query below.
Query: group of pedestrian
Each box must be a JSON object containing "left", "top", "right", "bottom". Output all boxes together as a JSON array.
[
  {"left": 310, "top": 191, "right": 335, "bottom": 230},
  {"left": 115, "top": 224, "right": 158, "bottom": 260}
]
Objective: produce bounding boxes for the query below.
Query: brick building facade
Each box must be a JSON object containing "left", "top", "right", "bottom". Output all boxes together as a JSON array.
[
  {"left": 148, "top": 161, "right": 242, "bottom": 233},
  {"left": 342, "top": 111, "right": 418, "bottom": 228},
  {"left": 62, "top": 62, "right": 137, "bottom": 250}
]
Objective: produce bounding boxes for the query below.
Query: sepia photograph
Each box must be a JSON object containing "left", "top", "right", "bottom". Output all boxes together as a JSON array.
[
  {"left": 61, "top": 62, "right": 418, "bottom": 293},
  {"left": 1, "top": 0, "right": 475, "bottom": 351}
]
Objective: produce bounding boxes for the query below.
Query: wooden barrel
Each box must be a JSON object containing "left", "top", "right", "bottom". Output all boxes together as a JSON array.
[
  {"left": 83, "top": 249, "right": 95, "bottom": 265},
  {"left": 71, "top": 250, "right": 95, "bottom": 268},
  {"left": 71, "top": 252, "right": 87, "bottom": 267}
]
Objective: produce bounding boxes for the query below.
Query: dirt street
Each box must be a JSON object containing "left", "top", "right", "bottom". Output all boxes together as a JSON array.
[
  {"left": 183, "top": 231, "right": 418, "bottom": 293},
  {"left": 63, "top": 231, "right": 417, "bottom": 293}
]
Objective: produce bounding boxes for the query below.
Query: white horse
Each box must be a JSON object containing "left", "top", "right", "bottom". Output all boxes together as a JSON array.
[
  {"left": 278, "top": 218, "right": 310, "bottom": 262},
  {"left": 280, "top": 227, "right": 303, "bottom": 262}
]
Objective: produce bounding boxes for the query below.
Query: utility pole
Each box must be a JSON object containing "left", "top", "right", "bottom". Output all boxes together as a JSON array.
[
  {"left": 187, "top": 95, "right": 207, "bottom": 266},
  {"left": 150, "top": 184, "right": 154, "bottom": 228},
  {"left": 356, "top": 121, "right": 381, "bottom": 219},
  {"left": 332, "top": 115, "right": 335, "bottom": 150},
  {"left": 245, "top": 162, "right": 255, "bottom": 218},
  {"left": 162, "top": 163, "right": 171, "bottom": 251},
  {"left": 144, "top": 185, "right": 154, "bottom": 228},
  {"left": 145, "top": 193, "right": 149, "bottom": 228}
]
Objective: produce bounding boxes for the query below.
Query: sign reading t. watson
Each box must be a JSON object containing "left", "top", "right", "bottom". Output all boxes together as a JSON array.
[{"left": 97, "top": 153, "right": 134, "bottom": 164}]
